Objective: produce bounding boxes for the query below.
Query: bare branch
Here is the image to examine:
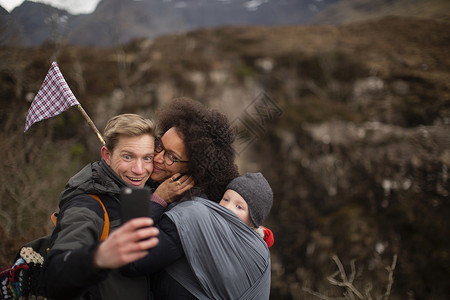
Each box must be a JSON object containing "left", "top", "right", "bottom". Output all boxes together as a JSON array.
[
  {"left": 332, "top": 255, "right": 349, "bottom": 283},
  {"left": 349, "top": 259, "right": 357, "bottom": 283},
  {"left": 301, "top": 253, "right": 398, "bottom": 300},
  {"left": 303, "top": 286, "right": 346, "bottom": 300},
  {"left": 382, "top": 254, "right": 398, "bottom": 300},
  {"left": 364, "top": 283, "right": 373, "bottom": 300},
  {"left": 329, "top": 255, "right": 364, "bottom": 299}
]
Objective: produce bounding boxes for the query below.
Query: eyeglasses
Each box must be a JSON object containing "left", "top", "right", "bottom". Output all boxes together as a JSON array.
[{"left": 155, "top": 138, "right": 190, "bottom": 166}]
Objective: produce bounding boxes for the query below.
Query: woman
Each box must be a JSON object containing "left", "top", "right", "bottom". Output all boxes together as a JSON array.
[
  {"left": 150, "top": 97, "right": 238, "bottom": 203},
  {"left": 124, "top": 98, "right": 272, "bottom": 299}
]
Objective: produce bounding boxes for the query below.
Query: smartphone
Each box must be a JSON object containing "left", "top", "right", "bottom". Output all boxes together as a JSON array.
[{"left": 120, "top": 187, "right": 151, "bottom": 224}]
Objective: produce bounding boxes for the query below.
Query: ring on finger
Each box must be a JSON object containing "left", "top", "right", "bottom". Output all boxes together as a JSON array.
[{"left": 176, "top": 180, "right": 182, "bottom": 186}]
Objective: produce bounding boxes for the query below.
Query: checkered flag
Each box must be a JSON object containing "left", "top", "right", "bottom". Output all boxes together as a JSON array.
[{"left": 24, "top": 61, "right": 80, "bottom": 132}]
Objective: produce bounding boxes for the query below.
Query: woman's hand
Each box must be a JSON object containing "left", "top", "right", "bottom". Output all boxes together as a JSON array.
[{"left": 154, "top": 173, "right": 195, "bottom": 203}]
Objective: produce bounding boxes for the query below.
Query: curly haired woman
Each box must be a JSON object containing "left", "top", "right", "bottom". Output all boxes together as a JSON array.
[
  {"left": 150, "top": 96, "right": 239, "bottom": 203},
  {"left": 124, "top": 97, "right": 272, "bottom": 300}
]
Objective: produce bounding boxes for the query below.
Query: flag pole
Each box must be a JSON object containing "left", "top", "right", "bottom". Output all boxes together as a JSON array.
[{"left": 76, "top": 104, "right": 105, "bottom": 145}]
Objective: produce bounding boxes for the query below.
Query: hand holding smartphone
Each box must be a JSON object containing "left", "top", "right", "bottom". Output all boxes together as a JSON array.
[{"left": 120, "top": 187, "right": 152, "bottom": 224}]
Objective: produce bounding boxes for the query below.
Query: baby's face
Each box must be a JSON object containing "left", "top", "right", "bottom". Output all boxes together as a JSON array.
[{"left": 219, "top": 189, "right": 252, "bottom": 227}]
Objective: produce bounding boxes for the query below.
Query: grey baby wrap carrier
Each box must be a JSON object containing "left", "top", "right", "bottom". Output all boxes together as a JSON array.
[{"left": 165, "top": 197, "right": 271, "bottom": 300}]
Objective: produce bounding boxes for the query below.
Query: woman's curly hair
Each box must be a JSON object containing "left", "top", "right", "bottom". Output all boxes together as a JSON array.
[{"left": 156, "top": 97, "right": 239, "bottom": 202}]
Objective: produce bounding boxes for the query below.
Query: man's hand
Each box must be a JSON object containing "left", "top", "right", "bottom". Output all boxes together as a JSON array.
[{"left": 94, "top": 217, "right": 159, "bottom": 269}]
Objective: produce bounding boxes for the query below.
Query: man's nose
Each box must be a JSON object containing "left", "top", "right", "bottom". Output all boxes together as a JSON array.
[{"left": 132, "top": 159, "right": 144, "bottom": 173}]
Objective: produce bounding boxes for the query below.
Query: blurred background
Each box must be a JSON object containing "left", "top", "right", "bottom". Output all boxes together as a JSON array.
[{"left": 0, "top": 0, "right": 449, "bottom": 299}]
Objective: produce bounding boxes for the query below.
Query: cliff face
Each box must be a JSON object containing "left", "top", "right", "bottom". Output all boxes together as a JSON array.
[{"left": 0, "top": 15, "right": 449, "bottom": 299}]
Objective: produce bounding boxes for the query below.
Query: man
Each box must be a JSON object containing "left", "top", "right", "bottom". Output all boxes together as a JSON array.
[{"left": 44, "top": 114, "right": 159, "bottom": 299}]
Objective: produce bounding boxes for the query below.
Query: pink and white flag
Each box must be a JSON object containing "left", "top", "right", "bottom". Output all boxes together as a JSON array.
[{"left": 24, "top": 61, "right": 80, "bottom": 132}]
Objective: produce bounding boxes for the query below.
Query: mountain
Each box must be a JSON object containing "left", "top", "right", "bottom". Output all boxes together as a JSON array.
[
  {"left": 2, "top": 0, "right": 448, "bottom": 46},
  {"left": 6, "top": 1, "right": 73, "bottom": 46},
  {"left": 2, "top": 0, "right": 338, "bottom": 46},
  {"left": 2, "top": 0, "right": 449, "bottom": 47},
  {"left": 12, "top": 0, "right": 450, "bottom": 47}
]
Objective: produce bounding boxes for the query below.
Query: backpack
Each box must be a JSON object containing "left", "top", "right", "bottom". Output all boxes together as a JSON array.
[{"left": 0, "top": 195, "right": 109, "bottom": 300}]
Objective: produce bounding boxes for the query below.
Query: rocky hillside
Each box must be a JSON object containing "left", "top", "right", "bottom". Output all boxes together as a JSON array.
[{"left": 0, "top": 15, "right": 449, "bottom": 299}]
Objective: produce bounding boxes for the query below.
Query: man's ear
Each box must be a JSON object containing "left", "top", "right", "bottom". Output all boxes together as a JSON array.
[{"left": 101, "top": 146, "right": 111, "bottom": 165}]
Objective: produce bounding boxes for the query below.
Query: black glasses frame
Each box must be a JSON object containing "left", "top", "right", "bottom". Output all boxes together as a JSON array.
[{"left": 155, "top": 138, "right": 189, "bottom": 166}]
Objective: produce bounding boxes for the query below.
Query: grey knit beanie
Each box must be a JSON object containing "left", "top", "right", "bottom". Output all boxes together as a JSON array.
[{"left": 226, "top": 172, "right": 273, "bottom": 227}]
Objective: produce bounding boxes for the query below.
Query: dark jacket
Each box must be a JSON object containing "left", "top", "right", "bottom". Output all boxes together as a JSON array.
[
  {"left": 44, "top": 160, "right": 153, "bottom": 300},
  {"left": 122, "top": 202, "right": 196, "bottom": 299}
]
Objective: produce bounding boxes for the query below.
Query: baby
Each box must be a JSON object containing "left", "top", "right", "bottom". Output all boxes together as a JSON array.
[{"left": 219, "top": 172, "right": 274, "bottom": 247}]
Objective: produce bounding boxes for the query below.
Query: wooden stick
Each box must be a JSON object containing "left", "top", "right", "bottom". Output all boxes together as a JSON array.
[{"left": 76, "top": 104, "right": 105, "bottom": 145}]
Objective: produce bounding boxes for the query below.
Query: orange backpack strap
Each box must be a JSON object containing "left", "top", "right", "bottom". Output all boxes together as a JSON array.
[
  {"left": 49, "top": 194, "right": 110, "bottom": 241},
  {"left": 51, "top": 212, "right": 58, "bottom": 226},
  {"left": 89, "top": 194, "right": 110, "bottom": 241}
]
